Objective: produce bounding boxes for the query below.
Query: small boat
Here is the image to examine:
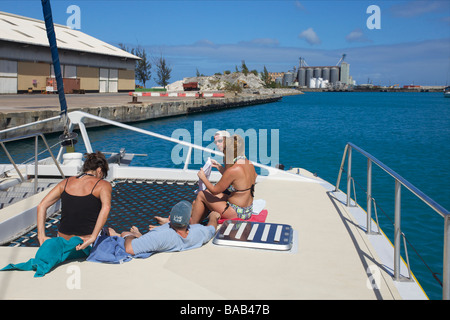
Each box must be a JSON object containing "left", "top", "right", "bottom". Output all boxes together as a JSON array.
[{"left": 444, "top": 86, "right": 450, "bottom": 98}]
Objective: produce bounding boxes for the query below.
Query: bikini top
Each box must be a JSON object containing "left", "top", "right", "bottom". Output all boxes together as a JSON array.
[
  {"left": 227, "top": 156, "right": 255, "bottom": 197},
  {"left": 58, "top": 174, "right": 102, "bottom": 236},
  {"left": 227, "top": 183, "right": 255, "bottom": 198}
]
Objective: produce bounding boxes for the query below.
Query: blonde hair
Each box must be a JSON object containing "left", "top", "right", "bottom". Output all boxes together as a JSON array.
[
  {"left": 214, "top": 130, "right": 231, "bottom": 138},
  {"left": 224, "top": 134, "right": 245, "bottom": 163}
]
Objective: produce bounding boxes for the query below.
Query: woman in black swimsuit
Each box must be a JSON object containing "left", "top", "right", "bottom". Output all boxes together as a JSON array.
[{"left": 37, "top": 152, "right": 112, "bottom": 251}]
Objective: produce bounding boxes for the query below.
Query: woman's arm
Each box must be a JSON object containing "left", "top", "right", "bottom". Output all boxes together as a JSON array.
[
  {"left": 37, "top": 181, "right": 65, "bottom": 245},
  {"left": 76, "top": 181, "right": 112, "bottom": 250},
  {"left": 210, "top": 159, "right": 226, "bottom": 175},
  {"left": 197, "top": 166, "right": 235, "bottom": 195}
]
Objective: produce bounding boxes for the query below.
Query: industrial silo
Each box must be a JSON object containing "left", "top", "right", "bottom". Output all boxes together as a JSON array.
[
  {"left": 282, "top": 72, "right": 294, "bottom": 86},
  {"left": 305, "top": 68, "right": 313, "bottom": 88},
  {"left": 275, "top": 77, "right": 282, "bottom": 85},
  {"left": 314, "top": 68, "right": 322, "bottom": 79},
  {"left": 298, "top": 68, "right": 306, "bottom": 87},
  {"left": 322, "top": 67, "right": 330, "bottom": 82},
  {"left": 330, "top": 67, "right": 339, "bottom": 84}
]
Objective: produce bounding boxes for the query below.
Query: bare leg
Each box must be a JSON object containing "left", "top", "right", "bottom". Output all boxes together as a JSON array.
[
  {"left": 190, "top": 190, "right": 232, "bottom": 224},
  {"left": 190, "top": 194, "right": 209, "bottom": 224},
  {"left": 108, "top": 227, "right": 142, "bottom": 238}
]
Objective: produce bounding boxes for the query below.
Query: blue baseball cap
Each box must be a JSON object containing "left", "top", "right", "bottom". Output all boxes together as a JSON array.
[{"left": 169, "top": 200, "right": 192, "bottom": 227}]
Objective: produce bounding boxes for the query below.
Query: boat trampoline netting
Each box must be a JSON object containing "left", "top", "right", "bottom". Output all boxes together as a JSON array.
[{"left": 6, "top": 180, "right": 199, "bottom": 247}]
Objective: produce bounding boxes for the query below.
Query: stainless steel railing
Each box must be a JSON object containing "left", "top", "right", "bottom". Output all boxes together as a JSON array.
[
  {"left": 335, "top": 142, "right": 450, "bottom": 300},
  {"left": 66, "top": 111, "right": 281, "bottom": 175},
  {"left": 0, "top": 133, "right": 65, "bottom": 193}
]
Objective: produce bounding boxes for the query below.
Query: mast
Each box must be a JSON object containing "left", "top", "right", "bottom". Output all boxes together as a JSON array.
[{"left": 41, "top": 0, "right": 77, "bottom": 149}]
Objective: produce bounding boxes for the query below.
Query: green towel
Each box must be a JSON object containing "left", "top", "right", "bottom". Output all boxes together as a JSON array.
[{"left": 1, "top": 237, "right": 91, "bottom": 277}]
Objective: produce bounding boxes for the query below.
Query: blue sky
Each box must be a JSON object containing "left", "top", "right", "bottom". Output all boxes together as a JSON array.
[{"left": 1, "top": 0, "right": 450, "bottom": 86}]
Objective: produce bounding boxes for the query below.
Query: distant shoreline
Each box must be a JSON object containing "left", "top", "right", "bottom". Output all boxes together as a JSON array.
[{"left": 301, "top": 87, "right": 445, "bottom": 93}]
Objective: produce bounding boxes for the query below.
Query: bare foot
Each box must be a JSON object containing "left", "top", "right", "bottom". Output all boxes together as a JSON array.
[
  {"left": 155, "top": 216, "right": 169, "bottom": 225},
  {"left": 129, "top": 226, "right": 143, "bottom": 237},
  {"left": 108, "top": 227, "right": 120, "bottom": 237},
  {"left": 120, "top": 231, "right": 135, "bottom": 238}
]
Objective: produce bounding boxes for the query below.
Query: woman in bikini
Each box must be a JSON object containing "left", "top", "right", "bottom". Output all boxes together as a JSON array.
[
  {"left": 190, "top": 134, "right": 257, "bottom": 224},
  {"left": 37, "top": 152, "right": 112, "bottom": 251}
]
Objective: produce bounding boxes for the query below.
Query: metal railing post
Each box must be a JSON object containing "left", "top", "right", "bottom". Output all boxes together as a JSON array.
[
  {"left": 34, "top": 135, "right": 38, "bottom": 194},
  {"left": 394, "top": 180, "right": 402, "bottom": 281},
  {"left": 346, "top": 145, "right": 352, "bottom": 207},
  {"left": 367, "top": 158, "right": 372, "bottom": 234},
  {"left": 78, "top": 121, "right": 93, "bottom": 153},
  {"left": 443, "top": 215, "right": 450, "bottom": 299},
  {"left": 0, "top": 142, "right": 25, "bottom": 182},
  {"left": 335, "top": 144, "right": 348, "bottom": 192},
  {"left": 39, "top": 134, "right": 65, "bottom": 179},
  {"left": 183, "top": 146, "right": 193, "bottom": 170}
]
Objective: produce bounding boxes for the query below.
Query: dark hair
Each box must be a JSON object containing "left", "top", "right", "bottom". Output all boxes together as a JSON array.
[{"left": 82, "top": 151, "right": 109, "bottom": 178}]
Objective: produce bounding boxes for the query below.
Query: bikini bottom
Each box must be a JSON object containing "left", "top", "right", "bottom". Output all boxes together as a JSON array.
[{"left": 223, "top": 201, "right": 253, "bottom": 220}]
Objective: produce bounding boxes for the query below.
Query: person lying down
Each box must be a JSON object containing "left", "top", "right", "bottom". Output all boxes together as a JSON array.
[{"left": 108, "top": 200, "right": 220, "bottom": 256}]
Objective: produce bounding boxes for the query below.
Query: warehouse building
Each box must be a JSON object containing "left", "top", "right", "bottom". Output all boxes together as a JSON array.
[{"left": 0, "top": 11, "right": 139, "bottom": 94}]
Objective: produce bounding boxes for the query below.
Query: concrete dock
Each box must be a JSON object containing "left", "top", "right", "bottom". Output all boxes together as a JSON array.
[{"left": 0, "top": 92, "right": 287, "bottom": 139}]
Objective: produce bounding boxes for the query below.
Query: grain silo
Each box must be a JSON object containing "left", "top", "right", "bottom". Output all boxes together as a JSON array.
[
  {"left": 305, "top": 68, "right": 313, "bottom": 87},
  {"left": 282, "top": 72, "right": 294, "bottom": 86},
  {"left": 322, "top": 67, "right": 330, "bottom": 82},
  {"left": 313, "top": 68, "right": 322, "bottom": 79},
  {"left": 298, "top": 68, "right": 306, "bottom": 87},
  {"left": 330, "top": 67, "right": 339, "bottom": 84}
]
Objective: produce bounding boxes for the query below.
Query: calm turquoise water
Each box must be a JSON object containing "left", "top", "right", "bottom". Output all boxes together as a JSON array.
[{"left": 2, "top": 92, "right": 449, "bottom": 299}]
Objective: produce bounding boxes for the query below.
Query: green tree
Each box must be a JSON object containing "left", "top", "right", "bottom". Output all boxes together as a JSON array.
[
  {"left": 261, "top": 66, "right": 271, "bottom": 87},
  {"left": 154, "top": 54, "right": 172, "bottom": 88},
  {"left": 118, "top": 43, "right": 152, "bottom": 88},
  {"left": 136, "top": 48, "right": 152, "bottom": 88},
  {"left": 241, "top": 60, "right": 249, "bottom": 76}
]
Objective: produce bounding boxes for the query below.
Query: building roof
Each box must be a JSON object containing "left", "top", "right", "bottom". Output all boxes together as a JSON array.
[{"left": 0, "top": 11, "right": 139, "bottom": 60}]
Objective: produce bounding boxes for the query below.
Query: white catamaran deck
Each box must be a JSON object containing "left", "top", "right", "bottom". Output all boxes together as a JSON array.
[{"left": 0, "top": 169, "right": 428, "bottom": 300}]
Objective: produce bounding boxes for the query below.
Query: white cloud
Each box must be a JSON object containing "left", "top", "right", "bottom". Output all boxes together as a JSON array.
[
  {"left": 294, "top": 1, "right": 306, "bottom": 11},
  {"left": 345, "top": 28, "right": 372, "bottom": 43},
  {"left": 192, "top": 39, "right": 218, "bottom": 48},
  {"left": 238, "top": 38, "right": 279, "bottom": 47},
  {"left": 298, "top": 27, "right": 321, "bottom": 46},
  {"left": 389, "top": 0, "right": 450, "bottom": 18}
]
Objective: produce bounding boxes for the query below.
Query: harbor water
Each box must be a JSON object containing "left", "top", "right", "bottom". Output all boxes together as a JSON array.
[{"left": 2, "top": 91, "right": 449, "bottom": 299}]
